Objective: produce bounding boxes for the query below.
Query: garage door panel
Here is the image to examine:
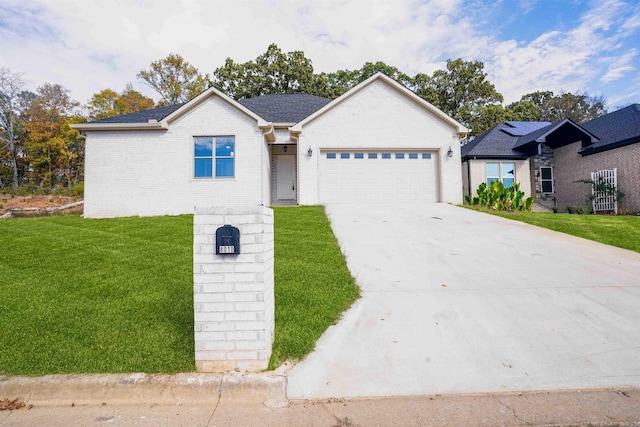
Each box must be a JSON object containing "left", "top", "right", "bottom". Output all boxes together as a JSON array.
[{"left": 319, "top": 150, "right": 438, "bottom": 203}]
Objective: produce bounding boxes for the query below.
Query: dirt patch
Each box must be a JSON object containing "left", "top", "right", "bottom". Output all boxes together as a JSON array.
[{"left": 0, "top": 195, "right": 83, "bottom": 217}]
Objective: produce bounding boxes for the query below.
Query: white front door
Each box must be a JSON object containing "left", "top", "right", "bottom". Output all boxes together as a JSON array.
[{"left": 276, "top": 155, "right": 296, "bottom": 200}]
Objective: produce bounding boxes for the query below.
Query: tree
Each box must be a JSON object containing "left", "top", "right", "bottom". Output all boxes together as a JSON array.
[
  {"left": 0, "top": 68, "right": 27, "bottom": 187},
  {"left": 509, "top": 91, "right": 606, "bottom": 123},
  {"left": 21, "top": 83, "right": 82, "bottom": 189},
  {"left": 137, "top": 53, "right": 209, "bottom": 105},
  {"left": 87, "top": 84, "right": 154, "bottom": 120},
  {"left": 413, "top": 59, "right": 503, "bottom": 135},
  {"left": 311, "top": 61, "right": 413, "bottom": 100},
  {"left": 213, "top": 44, "right": 315, "bottom": 100}
]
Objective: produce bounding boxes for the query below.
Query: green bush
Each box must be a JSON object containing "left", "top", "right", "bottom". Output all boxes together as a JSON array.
[{"left": 465, "top": 181, "right": 533, "bottom": 212}]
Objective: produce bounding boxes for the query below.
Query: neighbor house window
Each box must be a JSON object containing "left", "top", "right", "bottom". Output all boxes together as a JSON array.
[
  {"left": 487, "top": 162, "right": 515, "bottom": 187},
  {"left": 540, "top": 167, "right": 554, "bottom": 193},
  {"left": 368, "top": 153, "right": 377, "bottom": 159},
  {"left": 382, "top": 153, "right": 391, "bottom": 159},
  {"left": 340, "top": 153, "right": 350, "bottom": 159},
  {"left": 354, "top": 153, "right": 364, "bottom": 159},
  {"left": 326, "top": 153, "right": 337, "bottom": 159},
  {"left": 194, "top": 136, "right": 235, "bottom": 178}
]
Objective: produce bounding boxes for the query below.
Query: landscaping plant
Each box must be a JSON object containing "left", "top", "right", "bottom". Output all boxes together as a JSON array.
[{"left": 465, "top": 181, "right": 533, "bottom": 212}]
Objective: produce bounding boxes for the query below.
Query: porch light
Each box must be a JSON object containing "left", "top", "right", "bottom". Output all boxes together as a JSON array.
[
  {"left": 447, "top": 147, "right": 453, "bottom": 157},
  {"left": 307, "top": 147, "right": 313, "bottom": 157},
  {"left": 283, "top": 145, "right": 288, "bottom": 152}
]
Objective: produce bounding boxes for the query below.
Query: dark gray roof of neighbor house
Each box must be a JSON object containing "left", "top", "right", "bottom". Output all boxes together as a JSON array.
[
  {"left": 461, "top": 121, "right": 550, "bottom": 159},
  {"left": 89, "top": 103, "right": 186, "bottom": 124},
  {"left": 238, "top": 94, "right": 331, "bottom": 123},
  {"left": 580, "top": 103, "right": 640, "bottom": 154}
]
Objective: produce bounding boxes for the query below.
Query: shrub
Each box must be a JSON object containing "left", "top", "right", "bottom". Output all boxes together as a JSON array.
[{"left": 465, "top": 181, "right": 534, "bottom": 212}]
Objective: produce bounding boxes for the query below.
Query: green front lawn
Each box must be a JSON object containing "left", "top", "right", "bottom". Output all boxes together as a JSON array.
[
  {"left": 480, "top": 210, "right": 640, "bottom": 253},
  {"left": 0, "top": 207, "right": 359, "bottom": 376}
]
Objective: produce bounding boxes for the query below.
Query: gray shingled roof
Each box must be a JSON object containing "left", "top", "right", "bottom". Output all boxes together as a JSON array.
[
  {"left": 238, "top": 94, "right": 331, "bottom": 123},
  {"left": 461, "top": 122, "right": 550, "bottom": 159},
  {"left": 89, "top": 103, "right": 185, "bottom": 124},
  {"left": 463, "top": 105, "right": 640, "bottom": 159},
  {"left": 87, "top": 93, "right": 331, "bottom": 125},
  {"left": 581, "top": 104, "right": 640, "bottom": 154}
]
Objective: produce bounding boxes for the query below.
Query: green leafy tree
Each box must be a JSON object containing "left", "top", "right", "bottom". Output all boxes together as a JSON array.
[
  {"left": 87, "top": 85, "right": 155, "bottom": 120},
  {"left": 138, "top": 53, "right": 209, "bottom": 105},
  {"left": 413, "top": 59, "right": 503, "bottom": 135},
  {"left": 510, "top": 90, "right": 606, "bottom": 123},
  {"left": 310, "top": 61, "right": 412, "bottom": 100},
  {"left": 213, "top": 44, "right": 315, "bottom": 100}
]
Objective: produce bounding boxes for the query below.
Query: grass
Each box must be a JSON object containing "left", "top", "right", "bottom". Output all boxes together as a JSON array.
[
  {"left": 269, "top": 206, "right": 360, "bottom": 369},
  {"left": 0, "top": 207, "right": 359, "bottom": 376},
  {"left": 473, "top": 209, "right": 640, "bottom": 253},
  {"left": 0, "top": 215, "right": 194, "bottom": 376}
]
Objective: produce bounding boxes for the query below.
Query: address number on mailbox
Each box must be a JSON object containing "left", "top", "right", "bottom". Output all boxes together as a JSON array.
[{"left": 215, "top": 225, "right": 240, "bottom": 255}]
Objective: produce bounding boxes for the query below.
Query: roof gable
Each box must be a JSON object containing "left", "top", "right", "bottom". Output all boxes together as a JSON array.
[
  {"left": 291, "top": 72, "right": 469, "bottom": 136},
  {"left": 71, "top": 87, "right": 271, "bottom": 133}
]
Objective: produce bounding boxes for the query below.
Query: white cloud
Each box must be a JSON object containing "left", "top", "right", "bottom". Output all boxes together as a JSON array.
[
  {"left": 1, "top": 0, "right": 638, "bottom": 108},
  {"left": 600, "top": 49, "right": 637, "bottom": 83}
]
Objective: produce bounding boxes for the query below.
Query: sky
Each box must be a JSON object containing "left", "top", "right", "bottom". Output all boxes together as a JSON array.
[{"left": 1, "top": 0, "right": 639, "bottom": 110}]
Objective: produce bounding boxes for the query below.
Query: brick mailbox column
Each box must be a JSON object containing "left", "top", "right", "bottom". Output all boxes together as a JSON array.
[{"left": 193, "top": 206, "right": 274, "bottom": 372}]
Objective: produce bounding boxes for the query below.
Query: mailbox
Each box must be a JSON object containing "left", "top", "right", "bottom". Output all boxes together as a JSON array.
[{"left": 215, "top": 225, "right": 240, "bottom": 255}]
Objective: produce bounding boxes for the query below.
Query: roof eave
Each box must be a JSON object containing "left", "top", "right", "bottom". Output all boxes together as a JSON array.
[{"left": 69, "top": 122, "right": 169, "bottom": 132}]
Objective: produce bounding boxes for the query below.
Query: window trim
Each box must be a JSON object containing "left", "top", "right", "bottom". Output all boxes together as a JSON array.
[
  {"left": 194, "top": 136, "right": 235, "bottom": 179},
  {"left": 486, "top": 161, "right": 515, "bottom": 187},
  {"left": 540, "top": 166, "right": 554, "bottom": 193}
]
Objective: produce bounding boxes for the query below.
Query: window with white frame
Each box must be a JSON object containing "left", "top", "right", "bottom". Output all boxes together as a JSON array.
[
  {"left": 540, "top": 167, "right": 554, "bottom": 193},
  {"left": 486, "top": 162, "right": 515, "bottom": 187},
  {"left": 194, "top": 136, "right": 235, "bottom": 178}
]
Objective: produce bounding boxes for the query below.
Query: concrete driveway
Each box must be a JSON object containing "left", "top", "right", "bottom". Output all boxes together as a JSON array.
[{"left": 286, "top": 203, "right": 640, "bottom": 399}]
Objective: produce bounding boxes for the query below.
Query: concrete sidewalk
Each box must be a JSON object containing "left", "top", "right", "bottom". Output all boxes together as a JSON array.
[{"left": 1, "top": 373, "right": 640, "bottom": 426}]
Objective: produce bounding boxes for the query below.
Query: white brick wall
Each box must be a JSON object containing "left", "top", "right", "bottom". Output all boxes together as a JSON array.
[
  {"left": 83, "top": 97, "right": 266, "bottom": 218},
  {"left": 193, "top": 206, "right": 274, "bottom": 372},
  {"left": 296, "top": 80, "right": 464, "bottom": 205}
]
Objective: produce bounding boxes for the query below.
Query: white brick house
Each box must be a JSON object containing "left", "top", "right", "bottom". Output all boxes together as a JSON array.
[{"left": 73, "top": 73, "right": 469, "bottom": 218}]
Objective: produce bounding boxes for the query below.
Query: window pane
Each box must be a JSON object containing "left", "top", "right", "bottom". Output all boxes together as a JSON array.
[
  {"left": 194, "top": 158, "right": 212, "bottom": 178},
  {"left": 422, "top": 153, "right": 431, "bottom": 159},
  {"left": 395, "top": 153, "right": 405, "bottom": 159},
  {"left": 194, "top": 137, "right": 212, "bottom": 156},
  {"left": 216, "top": 158, "right": 234, "bottom": 177},
  {"left": 502, "top": 178, "right": 514, "bottom": 188},
  {"left": 502, "top": 163, "right": 515, "bottom": 179},
  {"left": 486, "top": 163, "right": 499, "bottom": 178},
  {"left": 354, "top": 153, "right": 364, "bottom": 159},
  {"left": 216, "top": 138, "right": 234, "bottom": 157},
  {"left": 326, "top": 153, "right": 336, "bottom": 159},
  {"left": 487, "top": 177, "right": 499, "bottom": 186},
  {"left": 409, "top": 153, "right": 418, "bottom": 159},
  {"left": 541, "top": 167, "right": 552, "bottom": 180},
  {"left": 340, "top": 153, "right": 350, "bottom": 159},
  {"left": 542, "top": 181, "right": 553, "bottom": 192},
  {"left": 368, "top": 153, "right": 377, "bottom": 159},
  {"left": 382, "top": 153, "right": 391, "bottom": 159}
]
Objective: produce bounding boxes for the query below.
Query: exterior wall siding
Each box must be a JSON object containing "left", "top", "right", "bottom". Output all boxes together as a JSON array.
[
  {"left": 554, "top": 142, "right": 640, "bottom": 213},
  {"left": 463, "top": 158, "right": 532, "bottom": 200},
  {"left": 296, "top": 80, "right": 463, "bottom": 205},
  {"left": 83, "top": 97, "right": 266, "bottom": 218}
]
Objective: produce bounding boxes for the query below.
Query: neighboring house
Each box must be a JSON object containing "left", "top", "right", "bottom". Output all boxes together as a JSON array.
[
  {"left": 72, "top": 73, "right": 469, "bottom": 218},
  {"left": 461, "top": 104, "right": 640, "bottom": 213}
]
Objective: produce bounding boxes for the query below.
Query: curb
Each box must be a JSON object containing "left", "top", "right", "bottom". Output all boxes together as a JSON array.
[{"left": 0, "top": 371, "right": 287, "bottom": 406}]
